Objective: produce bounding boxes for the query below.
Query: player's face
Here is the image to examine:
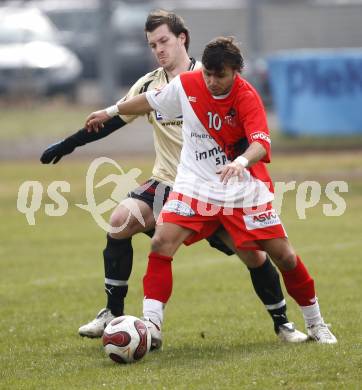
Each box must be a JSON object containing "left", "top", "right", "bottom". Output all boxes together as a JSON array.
[
  {"left": 202, "top": 66, "right": 237, "bottom": 96},
  {"left": 147, "top": 24, "right": 186, "bottom": 70}
]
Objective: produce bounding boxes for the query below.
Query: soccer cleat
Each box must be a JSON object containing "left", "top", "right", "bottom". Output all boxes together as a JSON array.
[
  {"left": 277, "top": 322, "right": 308, "bottom": 343},
  {"left": 307, "top": 322, "right": 337, "bottom": 344},
  {"left": 78, "top": 308, "right": 115, "bottom": 338},
  {"left": 141, "top": 317, "right": 162, "bottom": 350}
]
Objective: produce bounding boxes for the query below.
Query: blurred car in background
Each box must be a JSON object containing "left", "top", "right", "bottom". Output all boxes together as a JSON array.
[
  {"left": 29, "top": 0, "right": 101, "bottom": 79},
  {"left": 0, "top": 6, "right": 82, "bottom": 98},
  {"left": 30, "top": 0, "right": 154, "bottom": 84}
]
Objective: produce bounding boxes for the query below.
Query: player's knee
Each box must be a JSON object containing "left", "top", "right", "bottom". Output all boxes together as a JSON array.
[
  {"left": 150, "top": 233, "right": 169, "bottom": 254},
  {"left": 275, "top": 251, "right": 297, "bottom": 271},
  {"left": 108, "top": 208, "right": 134, "bottom": 238},
  {"left": 237, "top": 250, "right": 266, "bottom": 268},
  {"left": 109, "top": 208, "right": 127, "bottom": 228}
]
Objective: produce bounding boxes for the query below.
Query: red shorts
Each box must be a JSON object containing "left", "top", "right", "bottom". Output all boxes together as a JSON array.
[{"left": 157, "top": 192, "right": 287, "bottom": 250}]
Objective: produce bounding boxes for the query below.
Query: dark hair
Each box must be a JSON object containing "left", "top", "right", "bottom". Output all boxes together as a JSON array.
[
  {"left": 145, "top": 9, "right": 190, "bottom": 51},
  {"left": 202, "top": 37, "right": 244, "bottom": 73}
]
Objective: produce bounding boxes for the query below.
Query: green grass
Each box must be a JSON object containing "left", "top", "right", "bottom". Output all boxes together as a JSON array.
[
  {"left": 1, "top": 156, "right": 362, "bottom": 389},
  {"left": 0, "top": 102, "right": 95, "bottom": 140},
  {"left": 270, "top": 131, "right": 362, "bottom": 152}
]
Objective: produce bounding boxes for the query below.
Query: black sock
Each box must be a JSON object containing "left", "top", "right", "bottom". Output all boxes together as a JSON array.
[
  {"left": 103, "top": 235, "right": 133, "bottom": 316},
  {"left": 248, "top": 257, "right": 289, "bottom": 333}
]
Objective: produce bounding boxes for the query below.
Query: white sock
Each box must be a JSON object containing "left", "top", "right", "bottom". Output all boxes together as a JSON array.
[
  {"left": 301, "top": 299, "right": 323, "bottom": 327},
  {"left": 143, "top": 298, "right": 164, "bottom": 327}
]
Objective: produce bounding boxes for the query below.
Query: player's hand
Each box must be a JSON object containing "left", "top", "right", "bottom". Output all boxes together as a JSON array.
[
  {"left": 217, "top": 161, "right": 245, "bottom": 184},
  {"left": 40, "top": 140, "right": 76, "bottom": 164},
  {"left": 85, "top": 110, "right": 111, "bottom": 132}
]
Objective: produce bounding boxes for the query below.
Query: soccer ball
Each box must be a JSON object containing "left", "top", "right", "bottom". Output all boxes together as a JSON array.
[{"left": 103, "top": 315, "right": 151, "bottom": 364}]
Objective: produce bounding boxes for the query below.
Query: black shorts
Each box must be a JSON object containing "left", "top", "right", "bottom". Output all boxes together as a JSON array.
[
  {"left": 128, "top": 179, "right": 234, "bottom": 256},
  {"left": 128, "top": 178, "right": 171, "bottom": 215}
]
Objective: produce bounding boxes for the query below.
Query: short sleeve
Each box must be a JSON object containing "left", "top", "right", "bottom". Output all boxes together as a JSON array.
[
  {"left": 146, "top": 76, "right": 182, "bottom": 120},
  {"left": 239, "top": 90, "right": 271, "bottom": 163}
]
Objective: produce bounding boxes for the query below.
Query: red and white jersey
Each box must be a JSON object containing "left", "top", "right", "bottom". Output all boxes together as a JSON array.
[{"left": 146, "top": 69, "right": 274, "bottom": 208}]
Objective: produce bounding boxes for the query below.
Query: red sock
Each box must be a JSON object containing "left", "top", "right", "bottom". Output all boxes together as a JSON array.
[
  {"left": 281, "top": 256, "right": 316, "bottom": 306},
  {"left": 143, "top": 252, "right": 173, "bottom": 303}
]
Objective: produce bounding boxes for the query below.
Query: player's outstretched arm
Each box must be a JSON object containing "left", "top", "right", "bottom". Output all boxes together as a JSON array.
[
  {"left": 40, "top": 116, "right": 127, "bottom": 164},
  {"left": 85, "top": 94, "right": 152, "bottom": 133}
]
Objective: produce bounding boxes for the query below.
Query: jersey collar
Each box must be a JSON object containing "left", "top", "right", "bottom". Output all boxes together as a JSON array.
[{"left": 164, "top": 57, "right": 196, "bottom": 83}]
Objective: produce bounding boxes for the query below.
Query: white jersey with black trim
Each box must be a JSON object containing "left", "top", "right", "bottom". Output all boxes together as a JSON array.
[
  {"left": 118, "top": 59, "right": 200, "bottom": 186},
  {"left": 145, "top": 73, "right": 274, "bottom": 208}
]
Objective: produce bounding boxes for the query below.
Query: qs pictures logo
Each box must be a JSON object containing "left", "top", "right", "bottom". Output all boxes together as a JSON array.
[
  {"left": 17, "top": 157, "right": 145, "bottom": 232},
  {"left": 76, "top": 157, "right": 145, "bottom": 233}
]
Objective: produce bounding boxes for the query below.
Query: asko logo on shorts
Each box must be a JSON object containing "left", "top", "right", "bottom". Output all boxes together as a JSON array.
[
  {"left": 250, "top": 132, "right": 271, "bottom": 144},
  {"left": 163, "top": 200, "right": 195, "bottom": 217},
  {"left": 243, "top": 209, "right": 281, "bottom": 230}
]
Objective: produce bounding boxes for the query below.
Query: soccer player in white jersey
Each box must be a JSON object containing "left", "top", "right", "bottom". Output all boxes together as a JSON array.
[
  {"left": 85, "top": 36, "right": 338, "bottom": 346},
  {"left": 41, "top": 11, "right": 307, "bottom": 344}
]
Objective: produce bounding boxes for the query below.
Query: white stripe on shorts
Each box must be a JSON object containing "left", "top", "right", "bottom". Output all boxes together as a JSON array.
[
  {"left": 265, "top": 299, "right": 286, "bottom": 310},
  {"left": 105, "top": 278, "right": 128, "bottom": 286}
]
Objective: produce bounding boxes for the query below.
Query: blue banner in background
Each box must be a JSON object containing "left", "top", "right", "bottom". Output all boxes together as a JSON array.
[{"left": 267, "top": 50, "right": 362, "bottom": 135}]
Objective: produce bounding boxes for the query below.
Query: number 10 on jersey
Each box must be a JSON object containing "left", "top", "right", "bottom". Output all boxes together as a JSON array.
[{"left": 207, "top": 112, "right": 222, "bottom": 131}]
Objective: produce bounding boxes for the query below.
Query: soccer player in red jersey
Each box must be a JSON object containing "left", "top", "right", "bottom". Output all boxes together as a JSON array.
[
  {"left": 86, "top": 36, "right": 337, "bottom": 346},
  {"left": 42, "top": 12, "right": 307, "bottom": 343}
]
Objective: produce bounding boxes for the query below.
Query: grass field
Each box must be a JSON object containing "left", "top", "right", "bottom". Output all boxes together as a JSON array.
[
  {"left": 0, "top": 102, "right": 94, "bottom": 140},
  {"left": 1, "top": 153, "right": 361, "bottom": 389}
]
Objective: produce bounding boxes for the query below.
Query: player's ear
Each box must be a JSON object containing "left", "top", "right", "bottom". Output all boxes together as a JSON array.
[{"left": 178, "top": 32, "right": 186, "bottom": 46}]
